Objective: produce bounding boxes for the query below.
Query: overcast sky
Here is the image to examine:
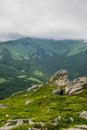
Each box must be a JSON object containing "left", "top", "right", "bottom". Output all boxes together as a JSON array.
[{"left": 0, "top": 0, "right": 87, "bottom": 40}]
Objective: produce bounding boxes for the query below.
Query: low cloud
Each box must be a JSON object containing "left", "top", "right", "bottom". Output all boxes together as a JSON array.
[{"left": 0, "top": 0, "right": 87, "bottom": 40}]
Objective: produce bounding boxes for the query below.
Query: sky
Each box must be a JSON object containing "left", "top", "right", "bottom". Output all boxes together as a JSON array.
[{"left": 0, "top": 0, "right": 87, "bottom": 41}]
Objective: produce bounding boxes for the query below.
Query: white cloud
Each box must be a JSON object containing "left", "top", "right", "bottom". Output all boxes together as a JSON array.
[{"left": 0, "top": 0, "right": 87, "bottom": 40}]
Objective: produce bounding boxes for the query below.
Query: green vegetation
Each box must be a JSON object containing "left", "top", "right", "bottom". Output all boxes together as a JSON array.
[
  {"left": 0, "top": 38, "right": 87, "bottom": 99},
  {"left": 0, "top": 82, "right": 87, "bottom": 129},
  {"left": 26, "top": 77, "right": 43, "bottom": 84},
  {"left": 0, "top": 78, "right": 6, "bottom": 83}
]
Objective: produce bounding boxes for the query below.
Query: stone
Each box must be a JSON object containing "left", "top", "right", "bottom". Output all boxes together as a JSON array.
[
  {"left": 25, "top": 100, "right": 32, "bottom": 105},
  {"left": 63, "top": 125, "right": 87, "bottom": 130},
  {"left": 47, "top": 109, "right": 50, "bottom": 112},
  {"left": 28, "top": 128, "right": 40, "bottom": 130},
  {"left": 54, "top": 117, "right": 59, "bottom": 125},
  {"left": 27, "top": 85, "right": 40, "bottom": 92},
  {"left": 63, "top": 128, "right": 81, "bottom": 130},
  {"left": 79, "top": 111, "right": 87, "bottom": 120},
  {"left": 39, "top": 122, "right": 45, "bottom": 127},
  {"left": 66, "top": 77, "right": 87, "bottom": 95},
  {"left": 76, "top": 125, "right": 87, "bottom": 129},
  {"left": 52, "top": 87, "right": 63, "bottom": 95},
  {"left": 28, "top": 128, "right": 32, "bottom": 130},
  {"left": 16, "top": 119, "right": 24, "bottom": 125},
  {"left": 6, "top": 114, "right": 9, "bottom": 118},
  {"left": 28, "top": 119, "right": 34, "bottom": 125},
  {"left": 69, "top": 117, "right": 74, "bottom": 122},
  {"left": 0, "top": 104, "right": 7, "bottom": 108},
  {"left": 50, "top": 69, "right": 68, "bottom": 81}
]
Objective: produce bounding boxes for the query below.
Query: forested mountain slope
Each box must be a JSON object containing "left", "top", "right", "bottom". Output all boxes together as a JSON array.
[{"left": 0, "top": 37, "right": 87, "bottom": 99}]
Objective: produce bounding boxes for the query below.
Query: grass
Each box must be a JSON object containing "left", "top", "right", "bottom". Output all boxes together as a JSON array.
[
  {"left": 0, "top": 78, "right": 6, "bottom": 83},
  {"left": 0, "top": 83, "right": 87, "bottom": 129},
  {"left": 26, "top": 77, "right": 43, "bottom": 84}
]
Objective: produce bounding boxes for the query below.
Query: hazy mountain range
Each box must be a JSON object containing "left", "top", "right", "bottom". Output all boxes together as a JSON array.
[{"left": 0, "top": 37, "right": 87, "bottom": 99}]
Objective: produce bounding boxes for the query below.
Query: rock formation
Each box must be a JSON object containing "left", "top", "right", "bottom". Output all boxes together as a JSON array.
[
  {"left": 50, "top": 69, "right": 69, "bottom": 87},
  {"left": 50, "top": 69, "right": 87, "bottom": 95},
  {"left": 65, "top": 77, "right": 87, "bottom": 95}
]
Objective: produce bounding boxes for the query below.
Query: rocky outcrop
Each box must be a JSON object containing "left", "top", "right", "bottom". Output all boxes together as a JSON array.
[
  {"left": 50, "top": 69, "right": 68, "bottom": 81},
  {"left": 66, "top": 77, "right": 87, "bottom": 95},
  {"left": 50, "top": 70, "right": 87, "bottom": 95},
  {"left": 50, "top": 70, "right": 69, "bottom": 87}
]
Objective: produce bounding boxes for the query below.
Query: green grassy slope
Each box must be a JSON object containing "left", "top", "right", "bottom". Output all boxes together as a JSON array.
[{"left": 0, "top": 81, "right": 87, "bottom": 130}]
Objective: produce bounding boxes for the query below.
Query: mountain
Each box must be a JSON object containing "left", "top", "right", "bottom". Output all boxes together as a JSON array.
[
  {"left": 0, "top": 37, "right": 87, "bottom": 99},
  {"left": 0, "top": 70, "right": 87, "bottom": 130}
]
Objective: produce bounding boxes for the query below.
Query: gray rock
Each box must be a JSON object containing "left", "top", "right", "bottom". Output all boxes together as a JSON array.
[
  {"left": 76, "top": 125, "right": 87, "bottom": 129},
  {"left": 0, "top": 104, "right": 7, "bottom": 108},
  {"left": 25, "top": 100, "right": 32, "bottom": 105},
  {"left": 63, "top": 125, "right": 87, "bottom": 130},
  {"left": 69, "top": 117, "right": 74, "bottom": 122},
  {"left": 63, "top": 128, "right": 81, "bottom": 130},
  {"left": 27, "top": 85, "right": 40, "bottom": 92},
  {"left": 54, "top": 117, "right": 59, "bottom": 125},
  {"left": 52, "top": 87, "right": 63, "bottom": 95},
  {"left": 28, "top": 119, "right": 34, "bottom": 125},
  {"left": 28, "top": 128, "right": 40, "bottom": 130},
  {"left": 79, "top": 111, "right": 87, "bottom": 120},
  {"left": 28, "top": 128, "right": 32, "bottom": 130},
  {"left": 47, "top": 109, "right": 50, "bottom": 112},
  {"left": 50, "top": 69, "right": 68, "bottom": 81},
  {"left": 16, "top": 119, "right": 24, "bottom": 125},
  {"left": 58, "top": 116, "right": 62, "bottom": 120},
  {"left": 66, "top": 77, "right": 87, "bottom": 95},
  {"left": 6, "top": 114, "right": 9, "bottom": 118}
]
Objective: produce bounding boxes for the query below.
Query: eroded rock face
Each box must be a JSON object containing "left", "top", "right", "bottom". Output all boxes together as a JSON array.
[{"left": 66, "top": 77, "right": 87, "bottom": 95}]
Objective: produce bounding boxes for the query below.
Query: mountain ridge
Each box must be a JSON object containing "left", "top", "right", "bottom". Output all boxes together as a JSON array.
[{"left": 0, "top": 37, "right": 87, "bottom": 99}]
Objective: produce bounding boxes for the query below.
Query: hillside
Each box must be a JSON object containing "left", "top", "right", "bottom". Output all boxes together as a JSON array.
[
  {"left": 0, "top": 38, "right": 87, "bottom": 99},
  {"left": 0, "top": 70, "right": 87, "bottom": 130}
]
